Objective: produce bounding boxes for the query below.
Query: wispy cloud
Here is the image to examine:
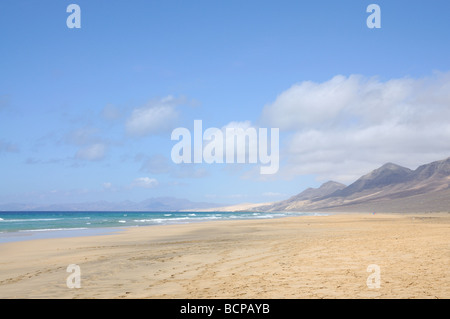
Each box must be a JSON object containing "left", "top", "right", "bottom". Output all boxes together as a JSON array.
[
  {"left": 66, "top": 127, "right": 108, "bottom": 161},
  {"left": 131, "top": 177, "right": 159, "bottom": 189},
  {"left": 125, "top": 96, "right": 183, "bottom": 137},
  {"left": 66, "top": 127, "right": 101, "bottom": 146},
  {"left": 75, "top": 143, "right": 107, "bottom": 161}
]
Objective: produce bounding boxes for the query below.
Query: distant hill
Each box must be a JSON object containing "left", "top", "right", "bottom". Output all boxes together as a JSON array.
[
  {"left": 0, "top": 197, "right": 223, "bottom": 212},
  {"left": 256, "top": 157, "right": 450, "bottom": 213}
]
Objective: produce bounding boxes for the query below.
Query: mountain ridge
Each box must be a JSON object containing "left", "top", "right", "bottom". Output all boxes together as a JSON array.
[{"left": 256, "top": 157, "right": 450, "bottom": 213}]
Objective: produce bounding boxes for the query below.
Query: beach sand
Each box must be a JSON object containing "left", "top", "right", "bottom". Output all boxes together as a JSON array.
[{"left": 0, "top": 213, "right": 448, "bottom": 299}]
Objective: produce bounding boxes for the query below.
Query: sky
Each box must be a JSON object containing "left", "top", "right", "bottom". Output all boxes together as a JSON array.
[{"left": 0, "top": 0, "right": 450, "bottom": 206}]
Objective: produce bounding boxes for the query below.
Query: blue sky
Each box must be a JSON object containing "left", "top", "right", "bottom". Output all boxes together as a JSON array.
[{"left": 1, "top": 0, "right": 450, "bottom": 205}]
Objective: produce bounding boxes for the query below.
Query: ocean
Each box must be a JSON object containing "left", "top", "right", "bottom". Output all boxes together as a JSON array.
[{"left": 0, "top": 211, "right": 324, "bottom": 243}]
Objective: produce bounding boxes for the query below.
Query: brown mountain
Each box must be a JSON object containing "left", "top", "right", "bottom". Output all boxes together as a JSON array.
[
  {"left": 259, "top": 157, "right": 450, "bottom": 213},
  {"left": 293, "top": 181, "right": 347, "bottom": 200},
  {"left": 263, "top": 181, "right": 346, "bottom": 211}
]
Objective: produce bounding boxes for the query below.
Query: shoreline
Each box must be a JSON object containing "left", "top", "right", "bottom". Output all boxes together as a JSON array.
[
  {"left": 0, "top": 211, "right": 327, "bottom": 244},
  {"left": 0, "top": 212, "right": 448, "bottom": 299},
  {"left": 0, "top": 227, "right": 127, "bottom": 244}
]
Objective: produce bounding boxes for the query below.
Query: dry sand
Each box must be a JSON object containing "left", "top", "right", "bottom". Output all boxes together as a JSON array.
[{"left": 0, "top": 213, "right": 449, "bottom": 299}]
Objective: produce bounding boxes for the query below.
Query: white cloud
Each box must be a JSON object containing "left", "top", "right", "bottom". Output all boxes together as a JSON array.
[
  {"left": 125, "top": 96, "right": 181, "bottom": 137},
  {"left": 132, "top": 177, "right": 159, "bottom": 189},
  {"left": 260, "top": 74, "right": 421, "bottom": 130},
  {"left": 261, "top": 72, "right": 450, "bottom": 182},
  {"left": 66, "top": 127, "right": 109, "bottom": 161},
  {"left": 75, "top": 143, "right": 107, "bottom": 161},
  {"left": 222, "top": 121, "right": 253, "bottom": 130}
]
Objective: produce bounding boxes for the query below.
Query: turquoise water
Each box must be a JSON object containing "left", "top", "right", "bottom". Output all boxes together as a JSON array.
[{"left": 0, "top": 211, "right": 323, "bottom": 243}]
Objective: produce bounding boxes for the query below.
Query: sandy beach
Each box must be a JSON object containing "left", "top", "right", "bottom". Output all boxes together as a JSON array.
[{"left": 0, "top": 213, "right": 449, "bottom": 299}]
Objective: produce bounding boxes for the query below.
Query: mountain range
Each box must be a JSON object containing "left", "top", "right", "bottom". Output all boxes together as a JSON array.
[{"left": 255, "top": 157, "right": 450, "bottom": 213}]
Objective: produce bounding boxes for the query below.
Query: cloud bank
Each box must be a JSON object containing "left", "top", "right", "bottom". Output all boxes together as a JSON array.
[{"left": 260, "top": 72, "right": 450, "bottom": 182}]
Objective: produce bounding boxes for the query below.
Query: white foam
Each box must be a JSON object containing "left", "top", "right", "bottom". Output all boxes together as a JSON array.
[
  {"left": 19, "top": 228, "right": 88, "bottom": 232},
  {"left": 134, "top": 217, "right": 195, "bottom": 223},
  {"left": 118, "top": 220, "right": 126, "bottom": 223},
  {"left": 1, "top": 218, "right": 62, "bottom": 222}
]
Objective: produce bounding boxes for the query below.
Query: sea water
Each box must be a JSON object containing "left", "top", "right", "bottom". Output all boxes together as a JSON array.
[{"left": 0, "top": 211, "right": 324, "bottom": 243}]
